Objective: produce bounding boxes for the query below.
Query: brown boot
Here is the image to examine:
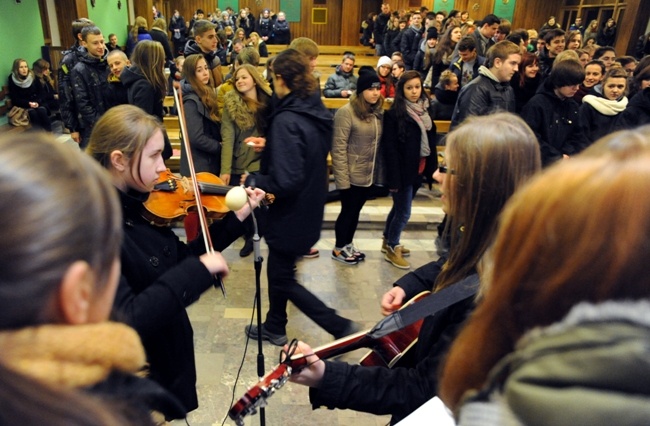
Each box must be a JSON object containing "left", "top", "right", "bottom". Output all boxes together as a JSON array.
[
  {"left": 382, "top": 238, "right": 410, "bottom": 257},
  {"left": 384, "top": 245, "right": 410, "bottom": 269}
]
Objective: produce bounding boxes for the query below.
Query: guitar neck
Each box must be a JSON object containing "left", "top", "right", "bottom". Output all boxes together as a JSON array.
[{"left": 287, "top": 330, "right": 371, "bottom": 370}]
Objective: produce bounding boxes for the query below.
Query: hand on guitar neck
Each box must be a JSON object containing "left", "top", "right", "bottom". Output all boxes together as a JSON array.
[{"left": 284, "top": 341, "right": 326, "bottom": 387}]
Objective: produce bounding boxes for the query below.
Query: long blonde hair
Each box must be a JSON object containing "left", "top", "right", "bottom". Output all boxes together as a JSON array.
[{"left": 130, "top": 16, "right": 148, "bottom": 42}]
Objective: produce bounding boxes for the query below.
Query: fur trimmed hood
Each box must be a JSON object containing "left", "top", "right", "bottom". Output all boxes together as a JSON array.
[{"left": 223, "top": 88, "right": 271, "bottom": 130}]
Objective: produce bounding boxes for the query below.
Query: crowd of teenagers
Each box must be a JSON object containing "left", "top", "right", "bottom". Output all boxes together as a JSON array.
[{"left": 2, "top": 3, "right": 650, "bottom": 425}]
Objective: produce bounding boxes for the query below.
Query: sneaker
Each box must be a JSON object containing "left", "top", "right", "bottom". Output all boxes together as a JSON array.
[
  {"left": 381, "top": 238, "right": 410, "bottom": 257},
  {"left": 239, "top": 237, "right": 253, "bottom": 257},
  {"left": 244, "top": 324, "right": 288, "bottom": 346},
  {"left": 331, "top": 247, "right": 359, "bottom": 265},
  {"left": 384, "top": 245, "right": 410, "bottom": 269},
  {"left": 303, "top": 248, "right": 320, "bottom": 258},
  {"left": 346, "top": 243, "right": 365, "bottom": 261}
]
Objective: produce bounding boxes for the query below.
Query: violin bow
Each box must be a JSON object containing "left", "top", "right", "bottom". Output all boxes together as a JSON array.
[{"left": 173, "top": 85, "right": 226, "bottom": 297}]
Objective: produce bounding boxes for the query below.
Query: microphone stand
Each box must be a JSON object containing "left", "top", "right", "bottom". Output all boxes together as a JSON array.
[{"left": 248, "top": 200, "right": 266, "bottom": 426}]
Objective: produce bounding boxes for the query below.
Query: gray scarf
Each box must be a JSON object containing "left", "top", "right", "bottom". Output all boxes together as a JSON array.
[
  {"left": 12, "top": 72, "right": 34, "bottom": 89},
  {"left": 405, "top": 98, "right": 432, "bottom": 157}
]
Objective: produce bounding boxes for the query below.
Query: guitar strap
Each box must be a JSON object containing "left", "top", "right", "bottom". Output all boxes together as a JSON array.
[{"left": 367, "top": 274, "right": 480, "bottom": 339}]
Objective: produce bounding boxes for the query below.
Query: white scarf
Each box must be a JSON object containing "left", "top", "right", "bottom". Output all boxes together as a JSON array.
[{"left": 582, "top": 94, "right": 628, "bottom": 116}]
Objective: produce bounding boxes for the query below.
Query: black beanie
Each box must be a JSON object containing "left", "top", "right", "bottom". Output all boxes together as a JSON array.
[
  {"left": 356, "top": 67, "right": 381, "bottom": 94},
  {"left": 427, "top": 27, "right": 438, "bottom": 40}
]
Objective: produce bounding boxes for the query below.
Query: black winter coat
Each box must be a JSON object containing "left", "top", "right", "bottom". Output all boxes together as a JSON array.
[
  {"left": 246, "top": 91, "right": 332, "bottom": 254},
  {"left": 70, "top": 50, "right": 110, "bottom": 130},
  {"left": 613, "top": 87, "right": 650, "bottom": 131},
  {"left": 184, "top": 39, "right": 227, "bottom": 69},
  {"left": 510, "top": 74, "right": 541, "bottom": 113},
  {"left": 257, "top": 17, "right": 273, "bottom": 39},
  {"left": 179, "top": 80, "right": 222, "bottom": 176},
  {"left": 120, "top": 66, "right": 172, "bottom": 160},
  {"left": 271, "top": 19, "right": 291, "bottom": 44},
  {"left": 384, "top": 28, "right": 401, "bottom": 55},
  {"left": 521, "top": 79, "right": 588, "bottom": 165},
  {"left": 7, "top": 75, "right": 41, "bottom": 109},
  {"left": 383, "top": 106, "right": 437, "bottom": 190},
  {"left": 58, "top": 44, "right": 85, "bottom": 132},
  {"left": 400, "top": 26, "right": 424, "bottom": 68},
  {"left": 431, "top": 85, "right": 459, "bottom": 120},
  {"left": 112, "top": 189, "right": 245, "bottom": 413},
  {"left": 150, "top": 28, "right": 174, "bottom": 64},
  {"left": 310, "top": 257, "right": 476, "bottom": 425}
]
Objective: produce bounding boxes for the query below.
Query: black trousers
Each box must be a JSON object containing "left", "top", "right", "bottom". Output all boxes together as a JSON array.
[
  {"left": 264, "top": 247, "right": 351, "bottom": 337},
  {"left": 28, "top": 107, "right": 52, "bottom": 132},
  {"left": 334, "top": 185, "right": 372, "bottom": 248}
]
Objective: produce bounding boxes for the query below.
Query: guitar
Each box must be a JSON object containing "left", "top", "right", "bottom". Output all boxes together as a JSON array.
[{"left": 228, "top": 291, "right": 430, "bottom": 425}]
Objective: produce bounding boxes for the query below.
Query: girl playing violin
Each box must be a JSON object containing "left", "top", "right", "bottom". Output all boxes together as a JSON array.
[{"left": 86, "top": 104, "right": 265, "bottom": 416}]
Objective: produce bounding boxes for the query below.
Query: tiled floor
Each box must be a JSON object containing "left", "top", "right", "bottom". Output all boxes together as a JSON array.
[{"left": 172, "top": 188, "right": 444, "bottom": 426}]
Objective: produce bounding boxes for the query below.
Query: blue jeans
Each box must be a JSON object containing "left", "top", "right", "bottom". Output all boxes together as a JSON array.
[{"left": 384, "top": 184, "right": 418, "bottom": 247}]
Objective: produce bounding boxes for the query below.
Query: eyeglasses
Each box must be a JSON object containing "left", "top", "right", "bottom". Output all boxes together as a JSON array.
[{"left": 438, "top": 164, "right": 455, "bottom": 175}]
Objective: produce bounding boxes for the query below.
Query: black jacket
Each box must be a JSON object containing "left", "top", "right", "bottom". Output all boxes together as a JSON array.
[
  {"left": 121, "top": 65, "right": 164, "bottom": 119},
  {"left": 112, "top": 189, "right": 244, "bottom": 413},
  {"left": 70, "top": 50, "right": 110, "bottom": 130},
  {"left": 613, "top": 87, "right": 650, "bottom": 131},
  {"left": 121, "top": 66, "right": 173, "bottom": 160},
  {"left": 310, "top": 257, "right": 476, "bottom": 424},
  {"left": 246, "top": 91, "right": 332, "bottom": 254},
  {"left": 384, "top": 28, "right": 401, "bottom": 56},
  {"left": 184, "top": 39, "right": 227, "bottom": 68},
  {"left": 257, "top": 17, "right": 273, "bottom": 39},
  {"left": 383, "top": 106, "right": 437, "bottom": 190},
  {"left": 400, "top": 26, "right": 424, "bottom": 68},
  {"left": 87, "top": 370, "right": 186, "bottom": 422},
  {"left": 510, "top": 73, "right": 542, "bottom": 113},
  {"left": 104, "top": 75, "right": 129, "bottom": 108},
  {"left": 58, "top": 44, "right": 85, "bottom": 132},
  {"left": 521, "top": 79, "right": 588, "bottom": 165},
  {"left": 7, "top": 75, "right": 41, "bottom": 109},
  {"left": 374, "top": 12, "right": 391, "bottom": 46},
  {"left": 451, "top": 67, "right": 516, "bottom": 129},
  {"left": 179, "top": 80, "right": 222, "bottom": 176},
  {"left": 271, "top": 19, "right": 291, "bottom": 45},
  {"left": 150, "top": 28, "right": 174, "bottom": 64},
  {"left": 431, "top": 85, "right": 459, "bottom": 120},
  {"left": 169, "top": 15, "right": 187, "bottom": 40}
]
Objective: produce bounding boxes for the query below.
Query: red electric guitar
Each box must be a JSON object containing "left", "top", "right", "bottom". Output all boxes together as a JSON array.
[{"left": 228, "top": 291, "right": 430, "bottom": 425}]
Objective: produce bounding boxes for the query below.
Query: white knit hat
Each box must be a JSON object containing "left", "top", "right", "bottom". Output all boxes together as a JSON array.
[{"left": 377, "top": 56, "right": 392, "bottom": 68}]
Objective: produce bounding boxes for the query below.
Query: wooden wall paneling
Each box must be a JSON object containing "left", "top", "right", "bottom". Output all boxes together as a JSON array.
[
  {"left": 133, "top": 0, "right": 153, "bottom": 24},
  {"left": 342, "top": 0, "right": 363, "bottom": 46},
  {"left": 56, "top": 0, "right": 79, "bottom": 48},
  {"left": 511, "top": 0, "right": 562, "bottom": 31},
  {"left": 614, "top": 0, "right": 650, "bottom": 56}
]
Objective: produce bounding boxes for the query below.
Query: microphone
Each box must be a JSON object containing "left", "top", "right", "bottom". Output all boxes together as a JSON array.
[{"left": 225, "top": 186, "right": 249, "bottom": 211}]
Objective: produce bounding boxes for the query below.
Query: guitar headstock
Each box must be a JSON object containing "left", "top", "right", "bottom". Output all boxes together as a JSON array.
[{"left": 228, "top": 363, "right": 292, "bottom": 425}]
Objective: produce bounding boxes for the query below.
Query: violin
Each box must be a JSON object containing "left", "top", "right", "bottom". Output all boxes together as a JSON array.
[
  {"left": 142, "top": 169, "right": 230, "bottom": 226},
  {"left": 142, "top": 170, "right": 275, "bottom": 226}
]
